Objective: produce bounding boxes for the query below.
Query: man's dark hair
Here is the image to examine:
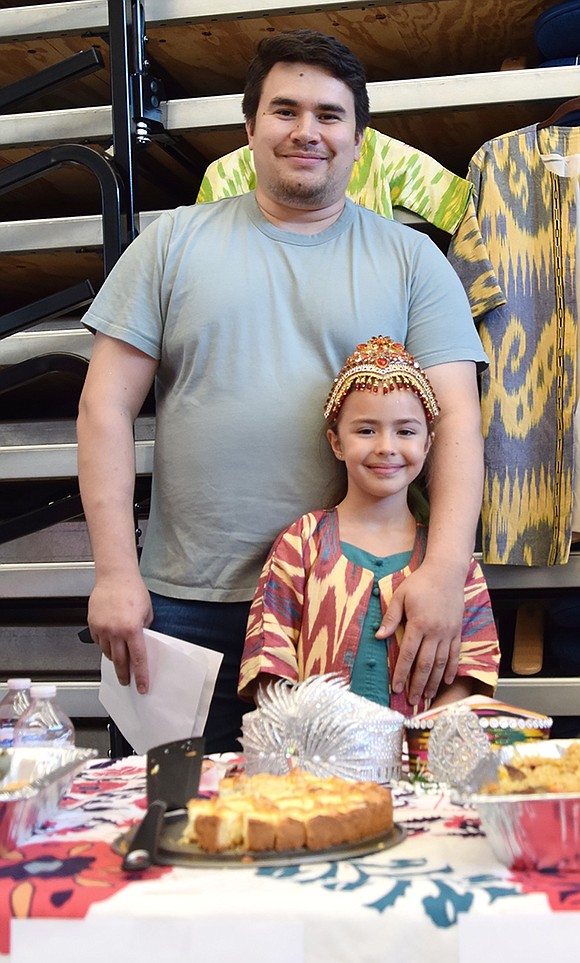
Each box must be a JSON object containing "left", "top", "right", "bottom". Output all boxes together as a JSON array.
[{"left": 242, "top": 29, "right": 370, "bottom": 135}]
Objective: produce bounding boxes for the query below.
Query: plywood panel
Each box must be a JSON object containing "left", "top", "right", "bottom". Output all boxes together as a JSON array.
[
  {"left": 0, "top": 0, "right": 569, "bottom": 312},
  {"left": 142, "top": 0, "right": 557, "bottom": 96},
  {"left": 0, "top": 1, "right": 561, "bottom": 107}
]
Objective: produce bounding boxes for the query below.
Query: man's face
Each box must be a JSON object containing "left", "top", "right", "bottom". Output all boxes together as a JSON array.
[{"left": 246, "top": 62, "right": 363, "bottom": 210}]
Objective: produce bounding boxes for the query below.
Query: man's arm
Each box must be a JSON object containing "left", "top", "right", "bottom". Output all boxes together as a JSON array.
[
  {"left": 77, "top": 332, "right": 159, "bottom": 693},
  {"left": 377, "top": 360, "right": 483, "bottom": 703}
]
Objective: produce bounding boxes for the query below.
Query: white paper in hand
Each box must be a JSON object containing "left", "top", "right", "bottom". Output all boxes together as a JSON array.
[{"left": 98, "top": 628, "right": 223, "bottom": 753}]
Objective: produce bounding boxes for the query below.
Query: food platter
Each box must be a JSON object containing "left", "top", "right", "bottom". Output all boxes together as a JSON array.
[
  {"left": 114, "top": 812, "right": 406, "bottom": 868},
  {"left": 0, "top": 746, "right": 98, "bottom": 853},
  {"left": 464, "top": 740, "right": 580, "bottom": 872}
]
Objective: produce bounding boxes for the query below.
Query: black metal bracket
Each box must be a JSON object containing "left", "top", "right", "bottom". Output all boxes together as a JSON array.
[
  {"left": 130, "top": 0, "right": 166, "bottom": 143},
  {"left": 107, "top": 0, "right": 167, "bottom": 242},
  {"left": 0, "top": 353, "right": 88, "bottom": 395},
  {"left": 0, "top": 47, "right": 105, "bottom": 113},
  {"left": 0, "top": 144, "right": 128, "bottom": 274},
  {"left": 0, "top": 281, "right": 96, "bottom": 341},
  {"left": 0, "top": 491, "right": 85, "bottom": 546},
  {"left": 0, "top": 476, "right": 151, "bottom": 548}
]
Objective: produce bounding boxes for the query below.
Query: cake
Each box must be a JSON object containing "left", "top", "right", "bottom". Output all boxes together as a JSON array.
[{"left": 182, "top": 768, "right": 393, "bottom": 854}]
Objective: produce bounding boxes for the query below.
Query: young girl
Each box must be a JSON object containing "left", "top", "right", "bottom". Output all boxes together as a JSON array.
[{"left": 238, "top": 337, "right": 500, "bottom": 715}]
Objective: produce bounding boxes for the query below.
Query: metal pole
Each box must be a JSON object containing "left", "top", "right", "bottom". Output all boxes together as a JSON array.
[{"left": 107, "top": 0, "right": 139, "bottom": 246}]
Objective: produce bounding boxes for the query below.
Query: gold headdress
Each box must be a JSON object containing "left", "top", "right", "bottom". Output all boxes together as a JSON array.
[{"left": 324, "top": 336, "right": 440, "bottom": 423}]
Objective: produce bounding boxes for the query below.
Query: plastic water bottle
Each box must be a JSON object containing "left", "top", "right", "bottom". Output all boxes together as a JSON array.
[
  {"left": 14, "top": 684, "right": 75, "bottom": 747},
  {"left": 0, "top": 678, "right": 32, "bottom": 748}
]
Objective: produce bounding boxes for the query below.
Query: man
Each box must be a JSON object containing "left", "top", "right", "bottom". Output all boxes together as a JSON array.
[{"left": 77, "top": 30, "right": 486, "bottom": 752}]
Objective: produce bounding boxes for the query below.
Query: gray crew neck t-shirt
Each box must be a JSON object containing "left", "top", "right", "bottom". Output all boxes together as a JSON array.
[{"left": 82, "top": 193, "right": 486, "bottom": 601}]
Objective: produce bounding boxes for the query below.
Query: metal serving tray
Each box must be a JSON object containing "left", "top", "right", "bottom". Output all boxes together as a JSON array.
[
  {"left": 466, "top": 740, "right": 580, "bottom": 872},
  {"left": 114, "top": 813, "right": 406, "bottom": 869},
  {"left": 0, "top": 746, "right": 97, "bottom": 853}
]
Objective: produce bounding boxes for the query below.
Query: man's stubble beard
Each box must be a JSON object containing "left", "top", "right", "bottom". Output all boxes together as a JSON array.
[{"left": 269, "top": 173, "right": 340, "bottom": 208}]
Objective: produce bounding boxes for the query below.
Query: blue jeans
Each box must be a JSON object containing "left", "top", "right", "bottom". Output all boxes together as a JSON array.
[{"left": 149, "top": 593, "right": 252, "bottom": 754}]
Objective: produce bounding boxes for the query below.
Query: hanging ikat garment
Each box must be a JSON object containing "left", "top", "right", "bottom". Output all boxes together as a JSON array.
[
  {"left": 197, "top": 128, "right": 473, "bottom": 233},
  {"left": 448, "top": 124, "right": 580, "bottom": 565}
]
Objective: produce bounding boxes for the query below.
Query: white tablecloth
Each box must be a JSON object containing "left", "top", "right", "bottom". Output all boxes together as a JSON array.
[{"left": 1, "top": 757, "right": 579, "bottom": 962}]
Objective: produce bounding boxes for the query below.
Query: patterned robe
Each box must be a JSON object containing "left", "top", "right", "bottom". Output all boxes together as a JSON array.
[
  {"left": 197, "top": 128, "right": 472, "bottom": 233},
  {"left": 238, "top": 510, "right": 500, "bottom": 716},
  {"left": 448, "top": 124, "right": 580, "bottom": 565}
]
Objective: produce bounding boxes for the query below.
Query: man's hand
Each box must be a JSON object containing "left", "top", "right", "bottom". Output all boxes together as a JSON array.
[
  {"left": 87, "top": 573, "right": 154, "bottom": 694},
  {"left": 376, "top": 560, "right": 465, "bottom": 704}
]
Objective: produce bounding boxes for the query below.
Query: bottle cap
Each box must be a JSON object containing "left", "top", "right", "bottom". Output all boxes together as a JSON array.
[
  {"left": 7, "top": 678, "right": 32, "bottom": 690},
  {"left": 30, "top": 684, "right": 57, "bottom": 699}
]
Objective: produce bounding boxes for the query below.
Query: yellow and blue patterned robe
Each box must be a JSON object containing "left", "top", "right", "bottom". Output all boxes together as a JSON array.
[
  {"left": 448, "top": 124, "right": 580, "bottom": 565},
  {"left": 197, "top": 128, "right": 472, "bottom": 233},
  {"left": 238, "top": 510, "right": 500, "bottom": 715}
]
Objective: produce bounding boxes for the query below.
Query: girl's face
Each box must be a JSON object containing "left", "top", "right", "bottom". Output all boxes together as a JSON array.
[{"left": 327, "top": 388, "right": 432, "bottom": 502}]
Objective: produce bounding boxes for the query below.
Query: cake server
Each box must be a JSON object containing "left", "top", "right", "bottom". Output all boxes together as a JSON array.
[{"left": 122, "top": 736, "right": 205, "bottom": 871}]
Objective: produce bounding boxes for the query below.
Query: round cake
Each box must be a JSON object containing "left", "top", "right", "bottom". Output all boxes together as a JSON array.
[{"left": 182, "top": 768, "right": 393, "bottom": 854}]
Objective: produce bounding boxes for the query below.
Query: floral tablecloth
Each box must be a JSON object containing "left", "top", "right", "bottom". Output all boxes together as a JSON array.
[{"left": 0, "top": 757, "right": 579, "bottom": 962}]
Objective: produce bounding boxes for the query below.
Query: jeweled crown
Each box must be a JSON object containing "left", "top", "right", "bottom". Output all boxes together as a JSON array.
[{"left": 323, "top": 336, "right": 440, "bottom": 423}]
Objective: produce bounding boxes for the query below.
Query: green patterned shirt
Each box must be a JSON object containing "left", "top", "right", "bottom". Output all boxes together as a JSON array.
[{"left": 197, "top": 128, "right": 472, "bottom": 235}]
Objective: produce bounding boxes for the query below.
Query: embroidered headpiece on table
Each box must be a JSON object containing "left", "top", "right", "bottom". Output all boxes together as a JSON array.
[{"left": 323, "top": 335, "right": 440, "bottom": 423}]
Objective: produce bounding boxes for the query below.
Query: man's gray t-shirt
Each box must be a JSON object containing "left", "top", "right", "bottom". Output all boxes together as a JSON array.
[{"left": 83, "top": 193, "right": 486, "bottom": 601}]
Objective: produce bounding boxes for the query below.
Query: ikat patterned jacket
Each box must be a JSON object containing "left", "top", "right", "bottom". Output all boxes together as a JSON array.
[
  {"left": 238, "top": 510, "right": 500, "bottom": 715},
  {"left": 448, "top": 125, "right": 580, "bottom": 565}
]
